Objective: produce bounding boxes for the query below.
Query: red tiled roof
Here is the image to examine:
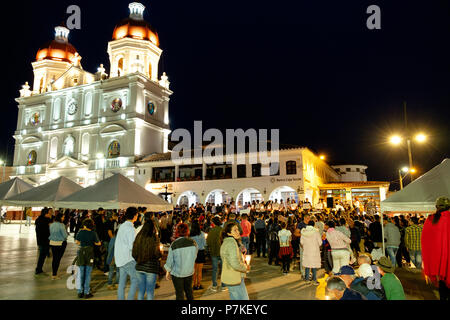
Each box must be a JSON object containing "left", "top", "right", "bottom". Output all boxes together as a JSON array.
[{"left": 320, "top": 181, "right": 390, "bottom": 188}]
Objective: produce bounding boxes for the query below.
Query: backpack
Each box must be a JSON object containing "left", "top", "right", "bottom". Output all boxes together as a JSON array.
[{"left": 269, "top": 226, "right": 279, "bottom": 241}]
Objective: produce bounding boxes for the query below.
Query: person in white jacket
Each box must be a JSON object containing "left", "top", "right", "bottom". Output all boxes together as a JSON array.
[{"left": 300, "top": 221, "right": 322, "bottom": 284}]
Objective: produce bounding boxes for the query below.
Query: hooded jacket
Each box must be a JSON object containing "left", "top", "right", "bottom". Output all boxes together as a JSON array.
[{"left": 300, "top": 226, "right": 322, "bottom": 268}]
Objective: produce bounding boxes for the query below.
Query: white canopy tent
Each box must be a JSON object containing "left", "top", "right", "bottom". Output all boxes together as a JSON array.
[
  {"left": 0, "top": 177, "right": 33, "bottom": 203},
  {"left": 379, "top": 158, "right": 450, "bottom": 254},
  {"left": 3, "top": 176, "right": 84, "bottom": 208},
  {"left": 381, "top": 158, "right": 450, "bottom": 213},
  {"left": 56, "top": 173, "right": 173, "bottom": 211}
]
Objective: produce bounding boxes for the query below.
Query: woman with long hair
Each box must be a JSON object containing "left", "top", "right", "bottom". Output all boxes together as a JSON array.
[
  {"left": 220, "top": 221, "right": 250, "bottom": 300},
  {"left": 132, "top": 218, "right": 162, "bottom": 300},
  {"left": 190, "top": 220, "right": 206, "bottom": 290},
  {"left": 422, "top": 196, "right": 450, "bottom": 300}
]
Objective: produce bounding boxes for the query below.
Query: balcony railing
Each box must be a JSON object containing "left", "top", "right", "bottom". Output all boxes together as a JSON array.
[
  {"left": 176, "top": 176, "right": 202, "bottom": 182},
  {"left": 205, "top": 174, "right": 232, "bottom": 180}
]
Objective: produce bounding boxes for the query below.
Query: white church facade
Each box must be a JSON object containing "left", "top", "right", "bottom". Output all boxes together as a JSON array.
[{"left": 13, "top": 3, "right": 171, "bottom": 187}]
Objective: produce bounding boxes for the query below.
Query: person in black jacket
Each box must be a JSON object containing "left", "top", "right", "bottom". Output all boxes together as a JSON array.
[
  {"left": 349, "top": 219, "right": 361, "bottom": 258},
  {"left": 35, "top": 207, "right": 52, "bottom": 275},
  {"left": 132, "top": 218, "right": 162, "bottom": 300},
  {"left": 368, "top": 215, "right": 383, "bottom": 248}
]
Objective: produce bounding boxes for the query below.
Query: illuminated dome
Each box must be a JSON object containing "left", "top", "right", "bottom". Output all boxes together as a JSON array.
[
  {"left": 112, "top": 2, "right": 159, "bottom": 46},
  {"left": 36, "top": 26, "right": 78, "bottom": 63}
]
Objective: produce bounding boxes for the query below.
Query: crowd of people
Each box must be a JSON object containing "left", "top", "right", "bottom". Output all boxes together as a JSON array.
[{"left": 30, "top": 195, "right": 450, "bottom": 300}]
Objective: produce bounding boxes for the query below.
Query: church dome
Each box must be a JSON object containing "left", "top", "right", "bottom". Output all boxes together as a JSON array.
[
  {"left": 35, "top": 26, "right": 78, "bottom": 63},
  {"left": 112, "top": 2, "right": 159, "bottom": 46},
  {"left": 36, "top": 40, "right": 77, "bottom": 63}
]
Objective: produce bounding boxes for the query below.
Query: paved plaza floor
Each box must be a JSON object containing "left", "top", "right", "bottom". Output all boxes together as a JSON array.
[{"left": 0, "top": 223, "right": 439, "bottom": 300}]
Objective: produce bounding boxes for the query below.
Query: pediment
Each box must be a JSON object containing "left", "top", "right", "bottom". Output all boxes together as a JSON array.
[{"left": 47, "top": 156, "right": 87, "bottom": 170}]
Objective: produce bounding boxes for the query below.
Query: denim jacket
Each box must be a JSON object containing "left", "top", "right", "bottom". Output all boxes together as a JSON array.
[
  {"left": 164, "top": 237, "right": 198, "bottom": 278},
  {"left": 48, "top": 222, "right": 68, "bottom": 242}
]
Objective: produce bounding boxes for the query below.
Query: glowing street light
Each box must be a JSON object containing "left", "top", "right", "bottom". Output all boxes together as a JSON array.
[
  {"left": 319, "top": 155, "right": 326, "bottom": 160},
  {"left": 389, "top": 135, "right": 403, "bottom": 145},
  {"left": 415, "top": 133, "right": 426, "bottom": 143},
  {"left": 388, "top": 132, "right": 427, "bottom": 182}
]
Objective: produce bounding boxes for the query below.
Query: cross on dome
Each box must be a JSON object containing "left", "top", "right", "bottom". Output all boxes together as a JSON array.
[{"left": 129, "top": 2, "right": 146, "bottom": 20}]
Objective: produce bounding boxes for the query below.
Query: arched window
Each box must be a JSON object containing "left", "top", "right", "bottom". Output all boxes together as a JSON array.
[
  {"left": 118, "top": 58, "right": 124, "bottom": 76},
  {"left": 81, "top": 133, "right": 90, "bottom": 155},
  {"left": 148, "top": 63, "right": 152, "bottom": 79},
  {"left": 53, "top": 98, "right": 61, "bottom": 121},
  {"left": 63, "top": 136, "right": 75, "bottom": 157},
  {"left": 286, "top": 161, "right": 297, "bottom": 175},
  {"left": 49, "top": 137, "right": 58, "bottom": 160},
  {"left": 84, "top": 92, "right": 92, "bottom": 116}
]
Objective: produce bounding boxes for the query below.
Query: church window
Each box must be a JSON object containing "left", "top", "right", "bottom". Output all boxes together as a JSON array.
[
  {"left": 27, "top": 150, "right": 37, "bottom": 166},
  {"left": 108, "top": 141, "right": 120, "bottom": 158},
  {"left": 63, "top": 136, "right": 75, "bottom": 156}
]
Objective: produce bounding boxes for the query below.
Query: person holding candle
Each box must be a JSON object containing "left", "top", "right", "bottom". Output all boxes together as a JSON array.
[{"left": 220, "top": 222, "right": 250, "bottom": 300}]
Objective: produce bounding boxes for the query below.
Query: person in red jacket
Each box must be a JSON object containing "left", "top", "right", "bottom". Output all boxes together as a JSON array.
[
  {"left": 421, "top": 196, "right": 450, "bottom": 301},
  {"left": 240, "top": 214, "right": 252, "bottom": 253}
]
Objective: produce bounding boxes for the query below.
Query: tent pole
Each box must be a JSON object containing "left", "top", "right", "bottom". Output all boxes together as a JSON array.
[
  {"left": 381, "top": 212, "right": 385, "bottom": 258},
  {"left": 19, "top": 207, "right": 23, "bottom": 234}
]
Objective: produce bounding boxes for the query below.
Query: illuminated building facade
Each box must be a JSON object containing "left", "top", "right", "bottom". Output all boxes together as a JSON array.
[{"left": 12, "top": 2, "right": 171, "bottom": 187}]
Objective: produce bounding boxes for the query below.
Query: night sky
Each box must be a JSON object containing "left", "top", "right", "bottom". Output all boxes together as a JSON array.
[{"left": 1, "top": 0, "right": 449, "bottom": 189}]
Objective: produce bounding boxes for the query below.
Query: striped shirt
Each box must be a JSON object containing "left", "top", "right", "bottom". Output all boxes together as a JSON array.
[{"left": 405, "top": 224, "right": 423, "bottom": 251}]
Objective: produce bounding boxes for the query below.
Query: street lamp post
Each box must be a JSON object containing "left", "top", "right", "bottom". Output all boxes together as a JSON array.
[
  {"left": 398, "top": 166, "right": 416, "bottom": 190},
  {"left": 0, "top": 160, "right": 5, "bottom": 183}
]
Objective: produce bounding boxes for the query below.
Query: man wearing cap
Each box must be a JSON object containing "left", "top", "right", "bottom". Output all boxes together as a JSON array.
[
  {"left": 335, "top": 265, "right": 357, "bottom": 288},
  {"left": 376, "top": 256, "right": 405, "bottom": 300},
  {"left": 351, "top": 263, "right": 386, "bottom": 300},
  {"left": 326, "top": 276, "right": 367, "bottom": 300},
  {"left": 421, "top": 196, "right": 450, "bottom": 300}
]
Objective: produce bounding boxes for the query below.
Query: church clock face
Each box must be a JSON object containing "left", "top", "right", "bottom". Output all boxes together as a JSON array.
[
  {"left": 67, "top": 101, "right": 77, "bottom": 115},
  {"left": 111, "top": 98, "right": 122, "bottom": 112}
]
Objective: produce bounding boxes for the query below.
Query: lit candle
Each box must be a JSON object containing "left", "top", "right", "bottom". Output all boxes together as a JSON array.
[
  {"left": 205, "top": 233, "right": 208, "bottom": 240},
  {"left": 159, "top": 244, "right": 163, "bottom": 252},
  {"left": 245, "top": 254, "right": 251, "bottom": 265}
]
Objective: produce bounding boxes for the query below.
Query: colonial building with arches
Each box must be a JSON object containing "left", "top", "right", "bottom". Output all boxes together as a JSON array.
[{"left": 135, "top": 147, "right": 353, "bottom": 207}]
